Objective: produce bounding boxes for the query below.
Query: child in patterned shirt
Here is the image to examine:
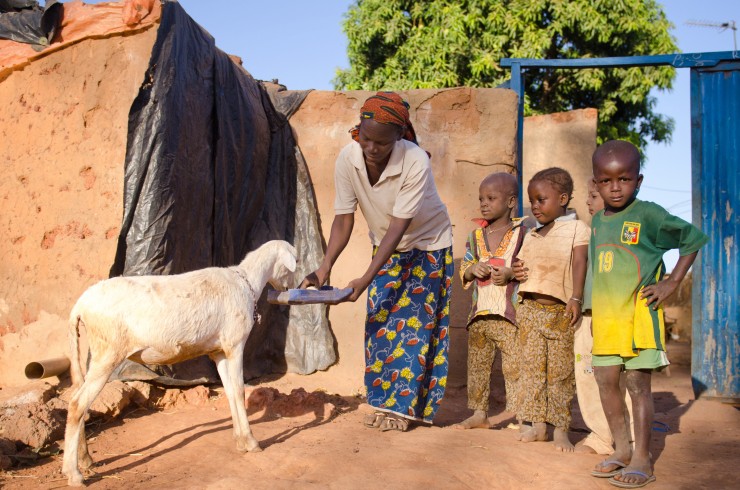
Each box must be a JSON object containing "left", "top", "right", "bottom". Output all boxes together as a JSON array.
[
  {"left": 453, "top": 172, "right": 526, "bottom": 430},
  {"left": 513, "top": 167, "right": 589, "bottom": 451}
]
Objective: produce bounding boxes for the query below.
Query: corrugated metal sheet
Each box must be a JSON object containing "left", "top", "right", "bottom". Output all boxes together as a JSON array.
[{"left": 690, "top": 61, "right": 740, "bottom": 402}]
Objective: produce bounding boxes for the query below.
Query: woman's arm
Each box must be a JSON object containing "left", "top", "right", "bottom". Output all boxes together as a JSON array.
[
  {"left": 299, "top": 213, "right": 354, "bottom": 288},
  {"left": 346, "top": 216, "right": 412, "bottom": 301}
]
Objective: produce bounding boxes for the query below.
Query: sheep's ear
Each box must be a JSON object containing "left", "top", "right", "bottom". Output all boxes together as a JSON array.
[{"left": 283, "top": 249, "right": 297, "bottom": 272}]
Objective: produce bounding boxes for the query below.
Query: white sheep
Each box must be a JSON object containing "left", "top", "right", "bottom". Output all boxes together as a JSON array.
[{"left": 62, "top": 240, "right": 297, "bottom": 486}]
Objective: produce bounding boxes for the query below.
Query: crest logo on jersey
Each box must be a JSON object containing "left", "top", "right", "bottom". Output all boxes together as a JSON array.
[{"left": 621, "top": 221, "right": 641, "bottom": 245}]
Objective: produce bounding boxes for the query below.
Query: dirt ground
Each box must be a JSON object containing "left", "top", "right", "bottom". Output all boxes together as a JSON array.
[{"left": 1, "top": 341, "right": 738, "bottom": 490}]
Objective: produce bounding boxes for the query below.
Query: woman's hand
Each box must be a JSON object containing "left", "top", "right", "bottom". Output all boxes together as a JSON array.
[
  {"left": 299, "top": 267, "right": 329, "bottom": 289},
  {"left": 346, "top": 276, "right": 372, "bottom": 302}
]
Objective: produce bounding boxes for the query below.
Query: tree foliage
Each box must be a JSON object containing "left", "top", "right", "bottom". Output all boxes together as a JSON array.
[{"left": 335, "top": 0, "right": 679, "bottom": 149}]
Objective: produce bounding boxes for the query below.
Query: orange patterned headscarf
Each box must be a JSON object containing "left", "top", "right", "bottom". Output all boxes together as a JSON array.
[{"left": 350, "top": 91, "right": 419, "bottom": 145}]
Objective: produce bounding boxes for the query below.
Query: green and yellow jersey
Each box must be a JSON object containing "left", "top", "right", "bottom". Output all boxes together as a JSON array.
[{"left": 590, "top": 200, "right": 708, "bottom": 357}]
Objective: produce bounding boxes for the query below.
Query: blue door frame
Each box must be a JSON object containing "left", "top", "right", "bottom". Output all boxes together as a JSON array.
[{"left": 500, "top": 51, "right": 739, "bottom": 402}]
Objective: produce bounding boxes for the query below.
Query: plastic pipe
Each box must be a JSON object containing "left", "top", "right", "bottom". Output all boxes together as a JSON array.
[{"left": 24, "top": 357, "right": 71, "bottom": 379}]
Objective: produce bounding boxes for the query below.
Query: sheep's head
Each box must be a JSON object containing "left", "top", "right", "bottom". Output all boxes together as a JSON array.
[{"left": 268, "top": 240, "right": 297, "bottom": 291}]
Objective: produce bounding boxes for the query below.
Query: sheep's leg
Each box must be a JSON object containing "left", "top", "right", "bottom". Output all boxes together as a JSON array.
[
  {"left": 212, "top": 350, "right": 260, "bottom": 453},
  {"left": 62, "top": 357, "right": 117, "bottom": 486},
  {"left": 211, "top": 352, "right": 239, "bottom": 440},
  {"left": 227, "top": 349, "right": 260, "bottom": 452},
  {"left": 77, "top": 421, "right": 94, "bottom": 470}
]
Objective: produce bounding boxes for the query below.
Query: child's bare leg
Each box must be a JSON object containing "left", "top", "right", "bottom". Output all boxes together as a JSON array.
[
  {"left": 593, "top": 365, "right": 632, "bottom": 474},
  {"left": 453, "top": 409, "right": 491, "bottom": 429},
  {"left": 613, "top": 369, "right": 654, "bottom": 485},
  {"left": 553, "top": 427, "right": 574, "bottom": 452},
  {"left": 520, "top": 421, "right": 547, "bottom": 442}
]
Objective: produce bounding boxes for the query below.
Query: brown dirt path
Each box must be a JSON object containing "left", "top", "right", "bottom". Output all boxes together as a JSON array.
[{"left": 1, "top": 342, "right": 738, "bottom": 489}]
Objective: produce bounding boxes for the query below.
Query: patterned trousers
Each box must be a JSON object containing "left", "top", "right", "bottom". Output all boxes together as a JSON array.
[
  {"left": 516, "top": 299, "right": 575, "bottom": 431},
  {"left": 466, "top": 316, "right": 520, "bottom": 414}
]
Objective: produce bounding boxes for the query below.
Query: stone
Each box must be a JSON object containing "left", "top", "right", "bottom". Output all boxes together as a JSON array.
[
  {"left": 0, "top": 383, "right": 57, "bottom": 408},
  {"left": 89, "top": 380, "right": 135, "bottom": 419},
  {"left": 0, "top": 401, "right": 65, "bottom": 449},
  {"left": 182, "top": 385, "right": 211, "bottom": 407},
  {"left": 126, "top": 380, "right": 153, "bottom": 407}
]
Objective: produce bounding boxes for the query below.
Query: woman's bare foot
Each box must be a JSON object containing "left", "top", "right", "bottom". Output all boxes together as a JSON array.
[
  {"left": 553, "top": 428, "right": 574, "bottom": 452},
  {"left": 520, "top": 422, "right": 547, "bottom": 442},
  {"left": 452, "top": 410, "right": 490, "bottom": 430}
]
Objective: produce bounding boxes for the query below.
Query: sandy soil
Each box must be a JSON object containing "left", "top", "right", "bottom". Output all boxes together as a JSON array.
[{"left": 1, "top": 341, "right": 738, "bottom": 490}]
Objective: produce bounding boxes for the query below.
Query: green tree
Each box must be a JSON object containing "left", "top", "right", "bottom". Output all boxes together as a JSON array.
[{"left": 335, "top": 0, "right": 678, "bottom": 149}]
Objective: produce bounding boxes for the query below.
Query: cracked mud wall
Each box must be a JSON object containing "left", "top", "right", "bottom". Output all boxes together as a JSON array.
[
  {"left": 523, "top": 108, "right": 598, "bottom": 224},
  {"left": 0, "top": 26, "right": 158, "bottom": 386}
]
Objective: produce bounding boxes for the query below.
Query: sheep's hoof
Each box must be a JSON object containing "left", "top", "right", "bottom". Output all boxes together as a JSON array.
[
  {"left": 67, "top": 472, "right": 85, "bottom": 487},
  {"left": 236, "top": 437, "right": 261, "bottom": 453}
]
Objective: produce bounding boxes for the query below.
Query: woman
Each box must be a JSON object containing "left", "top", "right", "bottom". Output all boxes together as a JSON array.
[{"left": 301, "top": 92, "right": 453, "bottom": 431}]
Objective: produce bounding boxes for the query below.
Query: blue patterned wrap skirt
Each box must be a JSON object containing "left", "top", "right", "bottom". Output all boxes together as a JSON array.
[{"left": 364, "top": 246, "right": 453, "bottom": 423}]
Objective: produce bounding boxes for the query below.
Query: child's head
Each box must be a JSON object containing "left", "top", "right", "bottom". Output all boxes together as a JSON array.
[
  {"left": 479, "top": 172, "right": 518, "bottom": 222},
  {"left": 527, "top": 167, "right": 573, "bottom": 226},
  {"left": 592, "top": 140, "right": 643, "bottom": 212},
  {"left": 586, "top": 179, "right": 605, "bottom": 216}
]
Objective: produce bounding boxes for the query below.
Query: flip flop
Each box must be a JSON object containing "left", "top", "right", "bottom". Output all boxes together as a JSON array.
[
  {"left": 652, "top": 421, "right": 670, "bottom": 432},
  {"left": 591, "top": 459, "right": 628, "bottom": 478},
  {"left": 609, "top": 470, "right": 656, "bottom": 488},
  {"left": 379, "top": 416, "right": 409, "bottom": 432},
  {"left": 363, "top": 412, "right": 386, "bottom": 428}
]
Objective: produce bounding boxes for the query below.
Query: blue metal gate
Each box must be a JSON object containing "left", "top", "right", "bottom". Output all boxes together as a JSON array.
[{"left": 690, "top": 61, "right": 740, "bottom": 402}]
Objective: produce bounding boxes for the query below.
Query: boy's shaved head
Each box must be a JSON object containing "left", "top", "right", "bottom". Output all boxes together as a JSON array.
[
  {"left": 592, "top": 140, "right": 641, "bottom": 174},
  {"left": 481, "top": 172, "right": 518, "bottom": 197}
]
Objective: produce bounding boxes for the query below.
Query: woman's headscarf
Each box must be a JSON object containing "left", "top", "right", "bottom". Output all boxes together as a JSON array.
[{"left": 350, "top": 91, "right": 419, "bottom": 145}]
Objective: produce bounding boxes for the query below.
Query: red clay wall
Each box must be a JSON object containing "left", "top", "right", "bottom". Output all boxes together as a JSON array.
[{"left": 0, "top": 22, "right": 158, "bottom": 386}]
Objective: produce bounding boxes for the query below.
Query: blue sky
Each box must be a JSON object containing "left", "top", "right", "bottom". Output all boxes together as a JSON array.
[{"left": 94, "top": 1, "right": 740, "bottom": 269}]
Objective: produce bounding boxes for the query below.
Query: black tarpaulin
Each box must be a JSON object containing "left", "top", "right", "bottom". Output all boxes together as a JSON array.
[
  {"left": 0, "top": 0, "right": 61, "bottom": 51},
  {"left": 110, "top": 0, "right": 333, "bottom": 384}
]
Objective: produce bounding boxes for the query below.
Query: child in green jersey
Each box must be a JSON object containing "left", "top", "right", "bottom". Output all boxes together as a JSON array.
[
  {"left": 589, "top": 141, "right": 708, "bottom": 488},
  {"left": 576, "top": 179, "right": 634, "bottom": 457}
]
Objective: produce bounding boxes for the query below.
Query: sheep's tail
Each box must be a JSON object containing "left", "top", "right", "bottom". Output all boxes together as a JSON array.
[{"left": 69, "top": 313, "right": 85, "bottom": 388}]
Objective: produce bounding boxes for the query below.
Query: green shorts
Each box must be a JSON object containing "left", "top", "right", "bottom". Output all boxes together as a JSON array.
[{"left": 592, "top": 349, "right": 669, "bottom": 370}]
